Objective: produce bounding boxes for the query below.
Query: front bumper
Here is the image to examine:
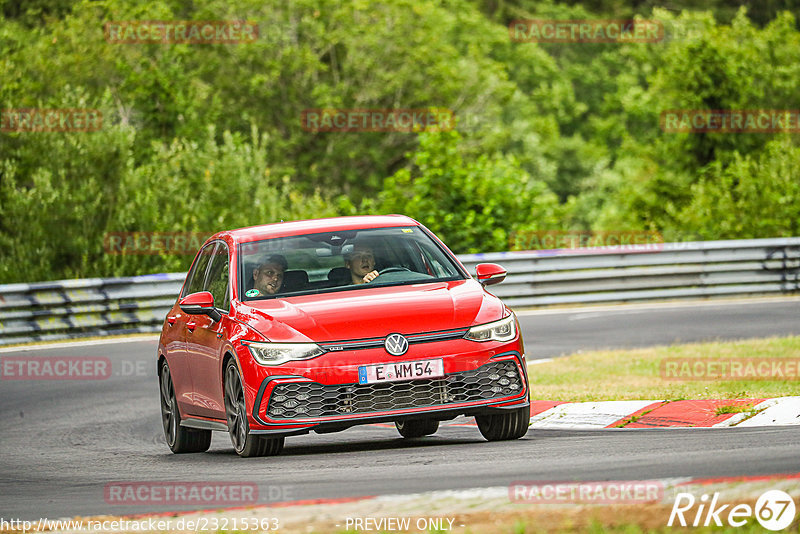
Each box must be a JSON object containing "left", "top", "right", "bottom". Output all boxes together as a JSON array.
[{"left": 249, "top": 351, "right": 529, "bottom": 434}]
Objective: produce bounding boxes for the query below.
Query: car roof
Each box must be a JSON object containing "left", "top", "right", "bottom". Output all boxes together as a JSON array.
[{"left": 214, "top": 215, "right": 421, "bottom": 244}]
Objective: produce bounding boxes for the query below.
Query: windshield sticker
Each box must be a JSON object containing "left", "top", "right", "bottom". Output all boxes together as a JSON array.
[
  {"left": 401, "top": 228, "right": 413, "bottom": 233},
  {"left": 245, "top": 289, "right": 260, "bottom": 297}
]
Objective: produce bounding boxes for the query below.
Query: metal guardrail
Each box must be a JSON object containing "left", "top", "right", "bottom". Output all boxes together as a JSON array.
[
  {"left": 1, "top": 238, "right": 798, "bottom": 346},
  {"left": 0, "top": 273, "right": 185, "bottom": 346},
  {"left": 460, "top": 237, "right": 800, "bottom": 307}
]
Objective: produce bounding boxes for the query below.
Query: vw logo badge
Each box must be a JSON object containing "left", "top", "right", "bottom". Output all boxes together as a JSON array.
[{"left": 384, "top": 333, "right": 409, "bottom": 356}]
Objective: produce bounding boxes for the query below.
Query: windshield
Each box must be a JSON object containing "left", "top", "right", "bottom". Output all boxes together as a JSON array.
[{"left": 238, "top": 226, "right": 465, "bottom": 300}]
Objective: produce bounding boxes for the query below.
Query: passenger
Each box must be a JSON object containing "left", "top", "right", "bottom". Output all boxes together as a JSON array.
[
  {"left": 252, "top": 254, "right": 287, "bottom": 295},
  {"left": 345, "top": 243, "right": 379, "bottom": 284}
]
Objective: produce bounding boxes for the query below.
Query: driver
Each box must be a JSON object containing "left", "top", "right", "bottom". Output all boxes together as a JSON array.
[
  {"left": 252, "top": 254, "right": 287, "bottom": 295},
  {"left": 345, "top": 243, "right": 379, "bottom": 284}
]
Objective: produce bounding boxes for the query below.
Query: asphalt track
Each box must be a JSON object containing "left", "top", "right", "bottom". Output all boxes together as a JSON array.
[
  {"left": 518, "top": 297, "right": 800, "bottom": 360},
  {"left": 1, "top": 298, "right": 799, "bottom": 520}
]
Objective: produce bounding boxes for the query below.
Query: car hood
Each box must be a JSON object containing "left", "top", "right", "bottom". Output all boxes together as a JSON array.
[{"left": 236, "top": 280, "right": 504, "bottom": 342}]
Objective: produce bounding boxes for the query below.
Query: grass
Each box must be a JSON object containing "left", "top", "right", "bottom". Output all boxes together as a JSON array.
[
  {"left": 614, "top": 407, "right": 658, "bottom": 428},
  {"left": 527, "top": 335, "right": 800, "bottom": 402},
  {"left": 714, "top": 403, "right": 753, "bottom": 415}
]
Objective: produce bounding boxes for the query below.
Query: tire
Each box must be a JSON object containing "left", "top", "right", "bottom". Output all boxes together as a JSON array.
[
  {"left": 395, "top": 418, "right": 439, "bottom": 438},
  {"left": 224, "top": 360, "right": 284, "bottom": 458},
  {"left": 159, "top": 360, "right": 212, "bottom": 453},
  {"left": 475, "top": 405, "right": 530, "bottom": 441}
]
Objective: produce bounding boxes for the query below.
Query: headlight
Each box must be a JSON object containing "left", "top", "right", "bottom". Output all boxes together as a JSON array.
[
  {"left": 244, "top": 342, "right": 325, "bottom": 366},
  {"left": 464, "top": 315, "right": 516, "bottom": 342}
]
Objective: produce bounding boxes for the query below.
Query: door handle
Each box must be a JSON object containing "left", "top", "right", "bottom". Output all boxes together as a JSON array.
[
  {"left": 186, "top": 322, "right": 196, "bottom": 332},
  {"left": 167, "top": 316, "right": 177, "bottom": 326}
]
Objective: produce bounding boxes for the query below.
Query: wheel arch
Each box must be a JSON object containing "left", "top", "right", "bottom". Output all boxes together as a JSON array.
[{"left": 221, "top": 350, "right": 238, "bottom": 399}]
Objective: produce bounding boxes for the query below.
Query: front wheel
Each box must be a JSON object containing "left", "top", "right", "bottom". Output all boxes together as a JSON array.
[
  {"left": 224, "top": 360, "right": 284, "bottom": 458},
  {"left": 395, "top": 418, "right": 439, "bottom": 438},
  {"left": 475, "top": 405, "right": 530, "bottom": 441},
  {"left": 159, "top": 360, "right": 211, "bottom": 453}
]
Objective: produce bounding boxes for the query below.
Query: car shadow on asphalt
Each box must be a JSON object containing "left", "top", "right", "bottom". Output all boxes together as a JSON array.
[{"left": 203, "top": 434, "right": 486, "bottom": 457}]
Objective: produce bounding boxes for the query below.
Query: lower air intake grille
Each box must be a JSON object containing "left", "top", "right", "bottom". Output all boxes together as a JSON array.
[{"left": 266, "top": 360, "right": 522, "bottom": 420}]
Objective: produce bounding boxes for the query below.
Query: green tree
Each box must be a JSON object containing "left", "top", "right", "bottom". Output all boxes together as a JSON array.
[
  {"left": 378, "top": 130, "right": 560, "bottom": 253},
  {"left": 676, "top": 137, "right": 800, "bottom": 239}
]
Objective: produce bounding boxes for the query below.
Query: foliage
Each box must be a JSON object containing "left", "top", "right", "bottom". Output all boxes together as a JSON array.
[
  {"left": 0, "top": 92, "right": 334, "bottom": 282},
  {"left": 378, "top": 130, "right": 561, "bottom": 253},
  {"left": 676, "top": 137, "right": 800, "bottom": 239},
  {"left": 591, "top": 9, "right": 800, "bottom": 235},
  {"left": 0, "top": 0, "right": 798, "bottom": 282}
]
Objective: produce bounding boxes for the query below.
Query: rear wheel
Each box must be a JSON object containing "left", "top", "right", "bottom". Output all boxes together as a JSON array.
[
  {"left": 395, "top": 418, "right": 439, "bottom": 438},
  {"left": 475, "top": 405, "right": 530, "bottom": 441},
  {"left": 224, "top": 360, "right": 284, "bottom": 457},
  {"left": 159, "top": 361, "right": 211, "bottom": 453}
]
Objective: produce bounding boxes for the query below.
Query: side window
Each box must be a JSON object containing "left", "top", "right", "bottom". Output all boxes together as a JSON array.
[
  {"left": 418, "top": 242, "right": 448, "bottom": 277},
  {"left": 206, "top": 243, "right": 230, "bottom": 312},
  {"left": 184, "top": 243, "right": 216, "bottom": 297}
]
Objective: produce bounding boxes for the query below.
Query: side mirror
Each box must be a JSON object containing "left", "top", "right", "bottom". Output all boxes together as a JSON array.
[
  {"left": 179, "top": 291, "right": 222, "bottom": 322},
  {"left": 475, "top": 263, "right": 507, "bottom": 286}
]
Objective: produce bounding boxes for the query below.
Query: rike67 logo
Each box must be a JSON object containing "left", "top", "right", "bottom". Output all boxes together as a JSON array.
[{"left": 669, "top": 490, "right": 796, "bottom": 530}]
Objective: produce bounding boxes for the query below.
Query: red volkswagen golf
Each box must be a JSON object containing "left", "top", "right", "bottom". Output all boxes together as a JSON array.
[{"left": 157, "top": 215, "right": 530, "bottom": 457}]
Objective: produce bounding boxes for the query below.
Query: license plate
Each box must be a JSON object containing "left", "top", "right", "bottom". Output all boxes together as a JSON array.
[{"left": 358, "top": 358, "right": 444, "bottom": 385}]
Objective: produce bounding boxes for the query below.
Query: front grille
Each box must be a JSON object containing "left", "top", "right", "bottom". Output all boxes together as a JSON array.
[
  {"left": 266, "top": 360, "right": 522, "bottom": 420},
  {"left": 318, "top": 328, "right": 469, "bottom": 352}
]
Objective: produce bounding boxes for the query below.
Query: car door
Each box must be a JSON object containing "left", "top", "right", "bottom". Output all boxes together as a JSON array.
[
  {"left": 166, "top": 242, "right": 215, "bottom": 417},
  {"left": 184, "top": 241, "right": 231, "bottom": 420}
]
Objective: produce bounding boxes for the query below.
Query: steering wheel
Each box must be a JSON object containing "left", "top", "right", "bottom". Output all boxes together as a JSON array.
[{"left": 377, "top": 266, "right": 411, "bottom": 275}]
